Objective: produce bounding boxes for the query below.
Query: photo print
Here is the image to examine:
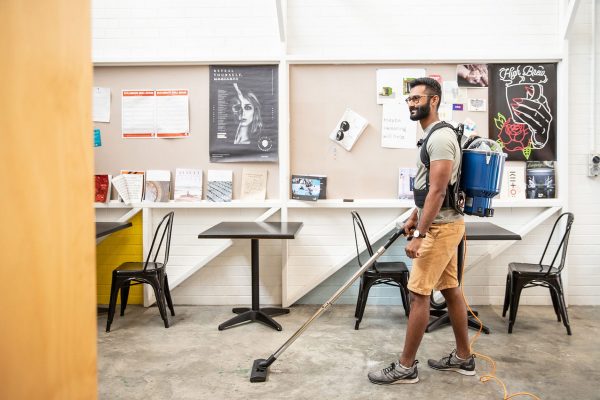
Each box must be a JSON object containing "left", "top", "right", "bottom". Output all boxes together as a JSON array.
[{"left": 456, "top": 64, "right": 489, "bottom": 88}]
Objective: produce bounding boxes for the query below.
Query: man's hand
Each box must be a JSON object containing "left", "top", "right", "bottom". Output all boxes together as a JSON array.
[
  {"left": 403, "top": 215, "right": 418, "bottom": 236},
  {"left": 405, "top": 237, "right": 423, "bottom": 259}
]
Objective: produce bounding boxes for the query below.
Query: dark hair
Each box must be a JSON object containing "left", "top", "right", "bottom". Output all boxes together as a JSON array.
[
  {"left": 409, "top": 77, "right": 442, "bottom": 109},
  {"left": 231, "top": 88, "right": 263, "bottom": 137}
]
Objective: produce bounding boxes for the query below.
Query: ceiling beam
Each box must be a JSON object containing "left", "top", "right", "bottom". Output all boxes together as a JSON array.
[
  {"left": 562, "top": 0, "right": 582, "bottom": 40},
  {"left": 275, "top": 0, "right": 286, "bottom": 42}
]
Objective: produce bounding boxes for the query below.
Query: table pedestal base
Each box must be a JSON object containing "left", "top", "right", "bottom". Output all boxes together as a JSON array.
[
  {"left": 426, "top": 309, "right": 490, "bottom": 334},
  {"left": 218, "top": 307, "right": 289, "bottom": 331}
]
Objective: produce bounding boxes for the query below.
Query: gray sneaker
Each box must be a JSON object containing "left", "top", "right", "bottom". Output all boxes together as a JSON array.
[
  {"left": 427, "top": 350, "right": 476, "bottom": 376},
  {"left": 368, "top": 360, "right": 419, "bottom": 385}
]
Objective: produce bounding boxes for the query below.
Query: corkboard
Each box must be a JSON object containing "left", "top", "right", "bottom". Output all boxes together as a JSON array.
[
  {"left": 93, "top": 66, "right": 280, "bottom": 199},
  {"left": 289, "top": 64, "right": 489, "bottom": 199}
]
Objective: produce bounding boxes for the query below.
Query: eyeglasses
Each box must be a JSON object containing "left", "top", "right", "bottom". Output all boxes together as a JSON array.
[
  {"left": 336, "top": 120, "right": 350, "bottom": 141},
  {"left": 405, "top": 95, "right": 435, "bottom": 104}
]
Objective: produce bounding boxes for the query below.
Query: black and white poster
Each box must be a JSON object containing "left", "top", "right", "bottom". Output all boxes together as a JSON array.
[
  {"left": 488, "top": 63, "right": 557, "bottom": 161},
  {"left": 209, "top": 65, "right": 278, "bottom": 162}
]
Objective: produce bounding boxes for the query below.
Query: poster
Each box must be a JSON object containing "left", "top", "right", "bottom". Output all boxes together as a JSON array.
[
  {"left": 122, "top": 90, "right": 155, "bottom": 138},
  {"left": 121, "top": 89, "right": 189, "bottom": 138},
  {"left": 488, "top": 63, "right": 557, "bottom": 161},
  {"left": 155, "top": 90, "right": 189, "bottom": 138},
  {"left": 209, "top": 65, "right": 278, "bottom": 162}
]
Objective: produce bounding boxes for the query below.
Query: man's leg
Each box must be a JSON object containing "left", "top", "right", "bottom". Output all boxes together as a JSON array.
[
  {"left": 441, "top": 286, "right": 470, "bottom": 358},
  {"left": 399, "top": 291, "right": 431, "bottom": 366}
]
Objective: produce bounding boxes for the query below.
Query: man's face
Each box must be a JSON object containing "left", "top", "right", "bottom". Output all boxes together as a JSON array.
[{"left": 407, "top": 86, "right": 434, "bottom": 121}]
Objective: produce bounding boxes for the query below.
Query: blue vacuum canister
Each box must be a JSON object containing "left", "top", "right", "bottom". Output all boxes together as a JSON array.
[{"left": 459, "top": 139, "right": 507, "bottom": 217}]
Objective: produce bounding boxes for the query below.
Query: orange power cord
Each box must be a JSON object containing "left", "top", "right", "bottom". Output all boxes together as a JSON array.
[{"left": 460, "top": 234, "right": 541, "bottom": 400}]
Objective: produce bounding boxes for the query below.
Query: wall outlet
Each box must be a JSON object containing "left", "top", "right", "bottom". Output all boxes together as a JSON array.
[{"left": 590, "top": 154, "right": 600, "bottom": 177}]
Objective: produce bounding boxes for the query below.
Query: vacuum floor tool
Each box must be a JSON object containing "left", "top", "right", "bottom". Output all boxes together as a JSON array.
[{"left": 250, "top": 226, "right": 405, "bottom": 382}]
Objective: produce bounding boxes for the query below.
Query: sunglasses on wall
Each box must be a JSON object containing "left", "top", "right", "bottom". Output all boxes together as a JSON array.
[{"left": 336, "top": 121, "right": 350, "bottom": 141}]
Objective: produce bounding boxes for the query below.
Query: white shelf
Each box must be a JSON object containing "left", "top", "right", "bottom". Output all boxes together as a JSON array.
[
  {"left": 286, "top": 198, "right": 564, "bottom": 209},
  {"left": 286, "top": 199, "right": 415, "bottom": 208},
  {"left": 95, "top": 198, "right": 564, "bottom": 210},
  {"left": 94, "top": 200, "right": 281, "bottom": 209},
  {"left": 492, "top": 199, "right": 564, "bottom": 208},
  {"left": 94, "top": 202, "right": 134, "bottom": 208}
]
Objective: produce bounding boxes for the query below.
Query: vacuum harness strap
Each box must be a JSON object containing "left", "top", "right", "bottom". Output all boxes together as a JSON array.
[{"left": 415, "top": 121, "right": 470, "bottom": 214}]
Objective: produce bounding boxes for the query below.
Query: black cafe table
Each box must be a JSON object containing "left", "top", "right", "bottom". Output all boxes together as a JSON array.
[
  {"left": 426, "top": 221, "right": 521, "bottom": 334},
  {"left": 198, "top": 221, "right": 303, "bottom": 331},
  {"left": 96, "top": 221, "right": 133, "bottom": 239}
]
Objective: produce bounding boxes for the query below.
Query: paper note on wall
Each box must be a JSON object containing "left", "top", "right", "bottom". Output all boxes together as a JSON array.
[
  {"left": 94, "top": 128, "right": 102, "bottom": 147},
  {"left": 381, "top": 103, "right": 416, "bottom": 148},
  {"left": 93, "top": 87, "right": 111, "bottom": 123},
  {"left": 122, "top": 90, "right": 156, "bottom": 138},
  {"left": 156, "top": 89, "right": 190, "bottom": 138}
]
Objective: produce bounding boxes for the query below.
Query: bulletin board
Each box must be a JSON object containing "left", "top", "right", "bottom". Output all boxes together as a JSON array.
[
  {"left": 93, "top": 66, "right": 280, "bottom": 200},
  {"left": 289, "top": 64, "right": 490, "bottom": 199},
  {"left": 94, "top": 64, "right": 492, "bottom": 202}
]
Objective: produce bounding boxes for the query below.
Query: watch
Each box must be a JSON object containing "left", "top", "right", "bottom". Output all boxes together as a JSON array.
[{"left": 412, "top": 229, "right": 426, "bottom": 239}]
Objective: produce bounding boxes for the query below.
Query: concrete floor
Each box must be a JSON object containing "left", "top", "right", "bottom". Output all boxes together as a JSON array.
[{"left": 98, "top": 305, "right": 600, "bottom": 400}]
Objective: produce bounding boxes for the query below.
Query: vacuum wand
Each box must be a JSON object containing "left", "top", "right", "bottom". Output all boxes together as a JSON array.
[{"left": 250, "top": 226, "right": 405, "bottom": 382}]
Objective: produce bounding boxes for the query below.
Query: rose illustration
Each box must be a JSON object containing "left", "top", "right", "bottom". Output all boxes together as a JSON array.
[{"left": 494, "top": 113, "right": 531, "bottom": 158}]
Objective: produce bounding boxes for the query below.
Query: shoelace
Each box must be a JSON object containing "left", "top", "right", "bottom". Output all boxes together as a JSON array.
[
  {"left": 442, "top": 350, "right": 462, "bottom": 366},
  {"left": 442, "top": 355, "right": 453, "bottom": 366},
  {"left": 382, "top": 361, "right": 418, "bottom": 378},
  {"left": 382, "top": 363, "right": 399, "bottom": 378}
]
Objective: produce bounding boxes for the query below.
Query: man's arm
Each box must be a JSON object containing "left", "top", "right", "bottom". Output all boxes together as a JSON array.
[{"left": 405, "top": 159, "right": 453, "bottom": 258}]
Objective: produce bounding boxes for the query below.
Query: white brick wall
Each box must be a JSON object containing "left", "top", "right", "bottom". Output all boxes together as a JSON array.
[
  {"left": 567, "top": 0, "right": 600, "bottom": 305},
  {"left": 93, "top": 0, "right": 600, "bottom": 306},
  {"left": 91, "top": 0, "right": 281, "bottom": 63},
  {"left": 287, "top": 0, "right": 560, "bottom": 60}
]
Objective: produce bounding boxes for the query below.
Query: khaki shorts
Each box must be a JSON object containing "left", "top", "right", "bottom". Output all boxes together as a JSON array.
[{"left": 407, "top": 219, "right": 465, "bottom": 296}]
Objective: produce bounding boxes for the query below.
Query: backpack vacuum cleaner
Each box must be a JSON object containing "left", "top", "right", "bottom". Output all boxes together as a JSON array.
[{"left": 250, "top": 130, "right": 507, "bottom": 383}]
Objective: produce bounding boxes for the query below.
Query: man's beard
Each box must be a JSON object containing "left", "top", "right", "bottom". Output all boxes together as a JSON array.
[{"left": 409, "top": 101, "right": 431, "bottom": 121}]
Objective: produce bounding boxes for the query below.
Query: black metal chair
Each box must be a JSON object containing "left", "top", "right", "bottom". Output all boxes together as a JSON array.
[
  {"left": 106, "top": 212, "right": 175, "bottom": 332},
  {"left": 351, "top": 211, "right": 410, "bottom": 330},
  {"left": 502, "top": 212, "right": 574, "bottom": 335}
]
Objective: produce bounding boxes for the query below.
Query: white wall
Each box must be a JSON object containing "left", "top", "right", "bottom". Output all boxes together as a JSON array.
[
  {"left": 287, "top": 0, "right": 560, "bottom": 61},
  {"left": 92, "top": 0, "right": 600, "bottom": 306},
  {"left": 91, "top": 0, "right": 281, "bottom": 62},
  {"left": 566, "top": 0, "right": 600, "bottom": 305}
]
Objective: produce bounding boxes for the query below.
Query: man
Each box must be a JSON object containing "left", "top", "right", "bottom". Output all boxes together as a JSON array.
[{"left": 368, "top": 77, "right": 475, "bottom": 385}]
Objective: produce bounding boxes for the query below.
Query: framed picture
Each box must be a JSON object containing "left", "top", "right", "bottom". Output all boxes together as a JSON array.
[{"left": 291, "top": 175, "right": 327, "bottom": 201}]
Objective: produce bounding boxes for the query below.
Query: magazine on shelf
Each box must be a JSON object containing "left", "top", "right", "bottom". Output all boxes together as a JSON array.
[
  {"left": 526, "top": 161, "right": 556, "bottom": 199},
  {"left": 291, "top": 175, "right": 327, "bottom": 201},
  {"left": 174, "top": 168, "right": 202, "bottom": 202},
  {"left": 241, "top": 168, "right": 267, "bottom": 200},
  {"left": 94, "top": 174, "right": 112, "bottom": 203},
  {"left": 111, "top": 171, "right": 145, "bottom": 204},
  {"left": 328, "top": 108, "right": 369, "bottom": 151},
  {"left": 207, "top": 170, "right": 233, "bottom": 202},
  {"left": 398, "top": 168, "right": 417, "bottom": 199},
  {"left": 499, "top": 163, "right": 526, "bottom": 200},
  {"left": 144, "top": 170, "right": 171, "bottom": 202}
]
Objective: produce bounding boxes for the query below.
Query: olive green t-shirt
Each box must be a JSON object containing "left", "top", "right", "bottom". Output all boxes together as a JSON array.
[{"left": 414, "top": 121, "right": 463, "bottom": 224}]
